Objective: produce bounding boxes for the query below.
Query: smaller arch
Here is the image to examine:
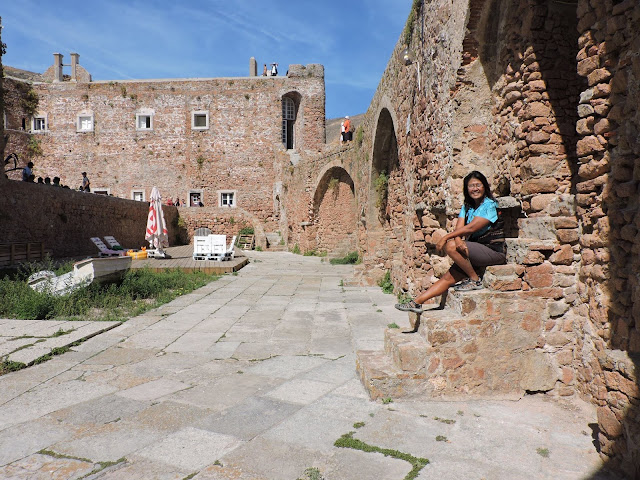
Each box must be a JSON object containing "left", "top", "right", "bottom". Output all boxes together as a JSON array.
[{"left": 312, "top": 166, "right": 355, "bottom": 220}]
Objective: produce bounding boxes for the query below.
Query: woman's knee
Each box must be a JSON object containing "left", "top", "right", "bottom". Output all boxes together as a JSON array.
[{"left": 444, "top": 239, "right": 457, "bottom": 256}]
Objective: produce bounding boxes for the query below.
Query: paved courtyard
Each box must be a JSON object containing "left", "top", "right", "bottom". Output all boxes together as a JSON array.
[{"left": 0, "top": 252, "right": 610, "bottom": 479}]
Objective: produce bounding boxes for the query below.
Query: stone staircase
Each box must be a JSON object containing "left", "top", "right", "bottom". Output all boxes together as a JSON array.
[
  {"left": 356, "top": 236, "right": 576, "bottom": 400},
  {"left": 265, "top": 232, "right": 287, "bottom": 251}
]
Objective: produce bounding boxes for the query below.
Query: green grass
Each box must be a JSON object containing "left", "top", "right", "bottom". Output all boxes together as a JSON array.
[
  {"left": 329, "top": 251, "right": 360, "bottom": 265},
  {"left": 435, "top": 435, "right": 448, "bottom": 442},
  {"left": 334, "top": 431, "right": 429, "bottom": 480},
  {"left": 387, "top": 322, "right": 399, "bottom": 329},
  {"left": 0, "top": 266, "right": 218, "bottom": 322}
]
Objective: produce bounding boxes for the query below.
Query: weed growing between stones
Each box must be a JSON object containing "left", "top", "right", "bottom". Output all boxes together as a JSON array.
[
  {"left": 182, "top": 473, "right": 198, "bottom": 480},
  {"left": 433, "top": 416, "right": 456, "bottom": 425},
  {"left": 353, "top": 422, "right": 365, "bottom": 429},
  {"left": 435, "top": 435, "right": 448, "bottom": 442},
  {"left": 334, "top": 431, "right": 429, "bottom": 480},
  {"left": 382, "top": 397, "right": 393, "bottom": 404},
  {"left": 388, "top": 322, "right": 400, "bottom": 329},
  {"left": 0, "top": 360, "right": 26, "bottom": 375},
  {"left": 37, "top": 450, "right": 126, "bottom": 479},
  {"left": 297, "top": 467, "right": 324, "bottom": 480},
  {"left": 536, "top": 447, "right": 550, "bottom": 458}
]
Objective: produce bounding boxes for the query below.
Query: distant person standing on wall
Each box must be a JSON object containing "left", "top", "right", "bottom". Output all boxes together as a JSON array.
[
  {"left": 271, "top": 63, "right": 278, "bottom": 76},
  {"left": 343, "top": 116, "right": 351, "bottom": 142},
  {"left": 81, "top": 172, "right": 90, "bottom": 192},
  {"left": 262, "top": 64, "right": 268, "bottom": 76},
  {"left": 22, "top": 161, "right": 34, "bottom": 182},
  {"left": 340, "top": 121, "right": 345, "bottom": 144}
]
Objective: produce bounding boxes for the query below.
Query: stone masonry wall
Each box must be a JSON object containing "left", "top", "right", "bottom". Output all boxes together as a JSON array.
[
  {"left": 1, "top": 180, "right": 180, "bottom": 258},
  {"left": 23, "top": 66, "right": 324, "bottom": 237},
  {"left": 3, "top": 77, "right": 35, "bottom": 178},
  {"left": 573, "top": 0, "right": 640, "bottom": 474}
]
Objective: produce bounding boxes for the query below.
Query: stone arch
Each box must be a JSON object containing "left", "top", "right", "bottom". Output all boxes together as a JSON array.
[
  {"left": 282, "top": 91, "right": 301, "bottom": 150},
  {"left": 369, "top": 104, "right": 400, "bottom": 225},
  {"left": 311, "top": 166, "right": 357, "bottom": 255}
]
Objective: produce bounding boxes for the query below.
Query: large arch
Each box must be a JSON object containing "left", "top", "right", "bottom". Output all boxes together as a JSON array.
[{"left": 311, "top": 166, "right": 357, "bottom": 255}]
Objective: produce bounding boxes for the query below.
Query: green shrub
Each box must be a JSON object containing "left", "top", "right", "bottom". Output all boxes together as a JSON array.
[
  {"left": 330, "top": 252, "right": 361, "bottom": 265},
  {"left": 378, "top": 271, "right": 394, "bottom": 294},
  {"left": 374, "top": 171, "right": 388, "bottom": 210},
  {"left": 292, "top": 244, "right": 301, "bottom": 255},
  {"left": 238, "top": 226, "right": 254, "bottom": 235}
]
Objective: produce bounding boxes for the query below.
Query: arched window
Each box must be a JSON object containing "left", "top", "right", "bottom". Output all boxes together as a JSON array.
[{"left": 282, "top": 96, "right": 296, "bottom": 149}]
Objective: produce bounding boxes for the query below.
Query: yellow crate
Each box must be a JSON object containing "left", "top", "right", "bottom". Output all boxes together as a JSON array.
[{"left": 126, "top": 250, "right": 148, "bottom": 260}]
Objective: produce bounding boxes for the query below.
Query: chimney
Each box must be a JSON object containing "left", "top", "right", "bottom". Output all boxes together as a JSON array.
[
  {"left": 53, "top": 53, "right": 63, "bottom": 82},
  {"left": 70, "top": 53, "right": 79, "bottom": 82},
  {"left": 249, "top": 57, "right": 257, "bottom": 77}
]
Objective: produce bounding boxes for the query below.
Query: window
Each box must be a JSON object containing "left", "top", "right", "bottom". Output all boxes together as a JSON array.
[
  {"left": 136, "top": 114, "right": 153, "bottom": 130},
  {"left": 282, "top": 96, "right": 296, "bottom": 149},
  {"left": 93, "top": 188, "right": 110, "bottom": 195},
  {"left": 192, "top": 111, "right": 209, "bottom": 130},
  {"left": 189, "top": 190, "right": 204, "bottom": 207},
  {"left": 132, "top": 190, "right": 145, "bottom": 202},
  {"left": 77, "top": 114, "right": 94, "bottom": 132},
  {"left": 219, "top": 190, "right": 236, "bottom": 207},
  {"left": 32, "top": 116, "right": 47, "bottom": 132}
]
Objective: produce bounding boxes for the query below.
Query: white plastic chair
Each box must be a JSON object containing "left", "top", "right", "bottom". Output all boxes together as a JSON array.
[
  {"left": 103, "top": 236, "right": 125, "bottom": 251},
  {"left": 90, "top": 237, "right": 125, "bottom": 257},
  {"left": 225, "top": 236, "right": 236, "bottom": 259}
]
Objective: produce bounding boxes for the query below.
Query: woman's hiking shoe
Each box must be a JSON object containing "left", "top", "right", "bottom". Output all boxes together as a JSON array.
[
  {"left": 394, "top": 300, "right": 423, "bottom": 313},
  {"left": 454, "top": 278, "right": 484, "bottom": 292}
]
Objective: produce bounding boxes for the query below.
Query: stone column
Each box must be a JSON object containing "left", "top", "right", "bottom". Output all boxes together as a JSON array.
[
  {"left": 249, "top": 57, "right": 257, "bottom": 77},
  {"left": 70, "top": 53, "right": 79, "bottom": 82},
  {"left": 53, "top": 53, "right": 63, "bottom": 82}
]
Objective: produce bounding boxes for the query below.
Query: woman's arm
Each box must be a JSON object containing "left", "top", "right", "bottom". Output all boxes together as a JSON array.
[{"left": 436, "top": 216, "right": 491, "bottom": 251}]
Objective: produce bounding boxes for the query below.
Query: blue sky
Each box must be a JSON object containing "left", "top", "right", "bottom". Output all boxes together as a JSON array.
[{"left": 1, "top": 1, "right": 412, "bottom": 119}]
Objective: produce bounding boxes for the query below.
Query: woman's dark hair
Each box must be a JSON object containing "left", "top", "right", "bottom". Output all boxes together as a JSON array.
[{"left": 463, "top": 170, "right": 493, "bottom": 208}]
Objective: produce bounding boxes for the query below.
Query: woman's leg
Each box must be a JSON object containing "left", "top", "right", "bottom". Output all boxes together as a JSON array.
[
  {"left": 443, "top": 239, "right": 480, "bottom": 281},
  {"left": 414, "top": 268, "right": 467, "bottom": 305}
]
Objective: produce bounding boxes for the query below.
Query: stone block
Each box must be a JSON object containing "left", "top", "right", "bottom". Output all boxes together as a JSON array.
[
  {"left": 549, "top": 244, "right": 574, "bottom": 265},
  {"left": 525, "top": 263, "right": 553, "bottom": 288},
  {"left": 522, "top": 178, "right": 559, "bottom": 194},
  {"left": 519, "top": 350, "right": 558, "bottom": 392},
  {"left": 597, "top": 406, "right": 623, "bottom": 437},
  {"left": 577, "top": 136, "right": 605, "bottom": 156}
]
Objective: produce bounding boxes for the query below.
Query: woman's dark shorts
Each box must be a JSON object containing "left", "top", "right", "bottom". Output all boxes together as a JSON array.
[{"left": 449, "top": 241, "right": 506, "bottom": 276}]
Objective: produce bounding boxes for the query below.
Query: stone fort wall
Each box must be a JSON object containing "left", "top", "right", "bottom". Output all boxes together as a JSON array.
[{"left": 2, "top": 0, "right": 639, "bottom": 474}]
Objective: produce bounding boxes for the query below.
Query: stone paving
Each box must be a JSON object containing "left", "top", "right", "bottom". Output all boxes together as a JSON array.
[{"left": 0, "top": 252, "right": 611, "bottom": 479}]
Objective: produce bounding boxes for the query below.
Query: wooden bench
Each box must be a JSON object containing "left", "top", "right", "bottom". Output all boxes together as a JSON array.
[{"left": 0, "top": 242, "right": 46, "bottom": 268}]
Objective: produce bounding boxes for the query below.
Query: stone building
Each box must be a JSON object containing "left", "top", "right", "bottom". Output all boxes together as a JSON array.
[
  {"left": 3, "top": 53, "right": 325, "bottom": 247},
  {"left": 1, "top": 0, "right": 639, "bottom": 475}
]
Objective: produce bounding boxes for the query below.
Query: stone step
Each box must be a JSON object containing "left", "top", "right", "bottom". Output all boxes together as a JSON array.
[
  {"left": 265, "top": 245, "right": 287, "bottom": 252},
  {"left": 383, "top": 328, "right": 430, "bottom": 372},
  {"left": 355, "top": 350, "right": 432, "bottom": 400},
  {"left": 444, "top": 287, "right": 559, "bottom": 321}
]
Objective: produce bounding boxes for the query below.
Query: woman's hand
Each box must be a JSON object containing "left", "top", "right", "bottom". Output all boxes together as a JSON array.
[
  {"left": 455, "top": 238, "right": 469, "bottom": 257},
  {"left": 436, "top": 237, "right": 447, "bottom": 252}
]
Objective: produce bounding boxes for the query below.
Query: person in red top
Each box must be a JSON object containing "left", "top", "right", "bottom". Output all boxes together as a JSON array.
[
  {"left": 343, "top": 116, "right": 351, "bottom": 142},
  {"left": 166, "top": 196, "right": 174, "bottom": 206}
]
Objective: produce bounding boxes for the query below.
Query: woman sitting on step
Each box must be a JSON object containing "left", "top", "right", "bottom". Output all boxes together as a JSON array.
[{"left": 395, "top": 170, "right": 506, "bottom": 314}]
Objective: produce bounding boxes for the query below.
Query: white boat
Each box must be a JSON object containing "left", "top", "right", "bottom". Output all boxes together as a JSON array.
[{"left": 28, "top": 256, "right": 132, "bottom": 296}]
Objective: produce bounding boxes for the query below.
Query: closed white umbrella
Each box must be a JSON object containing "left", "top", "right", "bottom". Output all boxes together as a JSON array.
[{"left": 145, "top": 186, "right": 169, "bottom": 258}]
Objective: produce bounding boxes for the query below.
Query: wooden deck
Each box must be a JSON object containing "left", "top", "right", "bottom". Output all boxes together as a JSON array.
[{"left": 130, "top": 244, "right": 249, "bottom": 274}]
